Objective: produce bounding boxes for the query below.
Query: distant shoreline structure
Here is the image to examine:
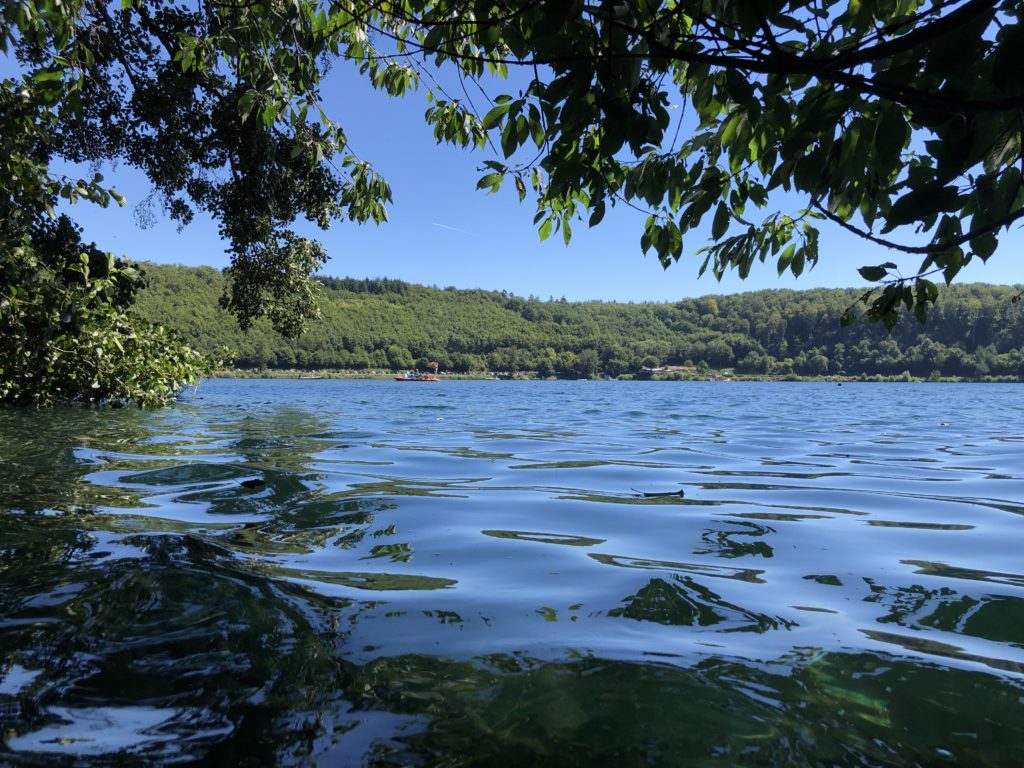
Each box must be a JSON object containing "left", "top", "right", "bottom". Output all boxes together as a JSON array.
[{"left": 215, "top": 369, "right": 1020, "bottom": 384}]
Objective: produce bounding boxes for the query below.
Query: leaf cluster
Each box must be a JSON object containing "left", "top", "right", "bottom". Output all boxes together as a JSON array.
[
  {"left": 1, "top": 220, "right": 216, "bottom": 406},
  {"left": 355, "top": 0, "right": 1024, "bottom": 324},
  {"left": 6, "top": 0, "right": 396, "bottom": 336}
]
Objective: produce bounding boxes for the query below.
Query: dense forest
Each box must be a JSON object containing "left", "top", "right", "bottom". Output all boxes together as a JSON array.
[{"left": 134, "top": 264, "right": 1024, "bottom": 380}]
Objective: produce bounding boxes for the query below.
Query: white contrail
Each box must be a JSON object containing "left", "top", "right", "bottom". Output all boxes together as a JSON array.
[{"left": 431, "top": 222, "right": 472, "bottom": 235}]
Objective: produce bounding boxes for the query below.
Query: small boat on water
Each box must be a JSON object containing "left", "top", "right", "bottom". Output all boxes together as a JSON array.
[
  {"left": 298, "top": 374, "right": 323, "bottom": 380},
  {"left": 394, "top": 371, "right": 440, "bottom": 382},
  {"left": 395, "top": 361, "right": 441, "bottom": 382}
]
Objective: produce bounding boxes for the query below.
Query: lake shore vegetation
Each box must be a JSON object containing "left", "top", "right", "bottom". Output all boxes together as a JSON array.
[{"left": 137, "top": 264, "right": 1024, "bottom": 382}]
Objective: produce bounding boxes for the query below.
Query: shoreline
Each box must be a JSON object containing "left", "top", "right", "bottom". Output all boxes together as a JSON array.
[{"left": 212, "top": 368, "right": 1023, "bottom": 384}]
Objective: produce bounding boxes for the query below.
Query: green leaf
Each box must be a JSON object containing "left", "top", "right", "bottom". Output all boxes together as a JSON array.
[
  {"left": 641, "top": 217, "right": 657, "bottom": 255},
  {"left": 858, "top": 265, "right": 889, "bottom": 281},
  {"left": 776, "top": 243, "right": 796, "bottom": 276},
  {"left": 481, "top": 102, "right": 510, "bottom": 130},
  {"left": 720, "top": 111, "right": 744, "bottom": 146},
  {"left": 791, "top": 248, "right": 806, "bottom": 277},
  {"left": 31, "top": 67, "right": 64, "bottom": 83},
  {"left": 238, "top": 90, "right": 257, "bottom": 122},
  {"left": 940, "top": 247, "right": 965, "bottom": 284},
  {"left": 725, "top": 69, "right": 754, "bottom": 104},
  {"left": 476, "top": 172, "right": 502, "bottom": 191},
  {"left": 514, "top": 175, "right": 527, "bottom": 201},
  {"left": 970, "top": 232, "right": 997, "bottom": 261},
  {"left": 528, "top": 104, "right": 545, "bottom": 147},
  {"left": 500, "top": 120, "right": 518, "bottom": 158},
  {"left": 874, "top": 106, "right": 908, "bottom": 162},
  {"left": 884, "top": 183, "right": 960, "bottom": 231},
  {"left": 711, "top": 202, "right": 730, "bottom": 239}
]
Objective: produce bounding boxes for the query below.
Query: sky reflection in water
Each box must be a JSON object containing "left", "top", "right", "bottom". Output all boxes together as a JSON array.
[{"left": 1, "top": 380, "right": 1023, "bottom": 766}]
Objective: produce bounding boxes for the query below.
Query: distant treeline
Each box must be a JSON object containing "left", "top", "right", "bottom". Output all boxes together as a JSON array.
[{"left": 133, "top": 263, "right": 1024, "bottom": 379}]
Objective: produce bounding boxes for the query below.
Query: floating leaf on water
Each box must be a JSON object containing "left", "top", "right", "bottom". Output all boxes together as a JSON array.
[
  {"left": 248, "top": 562, "right": 457, "bottom": 591},
  {"left": 482, "top": 529, "right": 605, "bottom": 547},
  {"left": 631, "top": 487, "right": 685, "bottom": 498},
  {"left": 868, "top": 520, "right": 973, "bottom": 531}
]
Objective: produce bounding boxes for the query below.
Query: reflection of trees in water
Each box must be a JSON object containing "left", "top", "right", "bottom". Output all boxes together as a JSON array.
[
  {"left": 0, "top": 405, "right": 424, "bottom": 765},
  {"left": 866, "top": 578, "right": 1024, "bottom": 648},
  {"left": 695, "top": 519, "right": 775, "bottom": 559},
  {"left": 1, "top": 564, "right": 1021, "bottom": 767},
  {"left": 0, "top": 503, "right": 454, "bottom": 765},
  {"left": 0, "top": 401, "right": 344, "bottom": 517},
  {"left": 0, "top": 408, "right": 157, "bottom": 515},
  {"left": 6, "top": 533, "right": 1024, "bottom": 768},
  {"left": 139, "top": 406, "right": 420, "bottom": 559},
  {"left": 342, "top": 650, "right": 1024, "bottom": 767},
  {"left": 5, "top": 406, "right": 1024, "bottom": 763},
  {"left": 0, "top": 533, "right": 374, "bottom": 765},
  {"left": 608, "top": 576, "right": 786, "bottom": 632},
  {"left": 142, "top": 405, "right": 348, "bottom": 522},
  {"left": 1, "top": 398, "right": 418, "bottom": 560}
]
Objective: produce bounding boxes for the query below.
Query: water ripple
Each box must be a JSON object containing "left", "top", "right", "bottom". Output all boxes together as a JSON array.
[{"left": 2, "top": 380, "right": 1024, "bottom": 765}]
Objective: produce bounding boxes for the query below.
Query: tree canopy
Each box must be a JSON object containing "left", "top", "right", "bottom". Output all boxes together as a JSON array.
[
  {"left": 3, "top": 1, "right": 1024, "bottom": 403},
  {"left": 361, "top": 0, "right": 1024, "bottom": 327}
]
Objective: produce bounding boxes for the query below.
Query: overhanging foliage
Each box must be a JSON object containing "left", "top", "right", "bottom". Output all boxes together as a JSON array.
[
  {"left": 3, "top": 0, "right": 1023, "bottom": 377},
  {"left": 344, "top": 0, "right": 1024, "bottom": 327}
]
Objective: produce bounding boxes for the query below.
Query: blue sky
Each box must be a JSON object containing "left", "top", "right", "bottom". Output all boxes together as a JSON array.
[{"left": 46, "top": 59, "right": 1024, "bottom": 302}]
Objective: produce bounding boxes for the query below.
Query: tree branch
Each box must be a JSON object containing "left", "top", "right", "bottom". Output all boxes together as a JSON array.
[
  {"left": 812, "top": 200, "right": 1024, "bottom": 255},
  {"left": 827, "top": 0, "right": 997, "bottom": 70}
]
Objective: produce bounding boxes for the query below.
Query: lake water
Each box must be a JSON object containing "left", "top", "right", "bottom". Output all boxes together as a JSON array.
[{"left": 2, "top": 380, "right": 1023, "bottom": 766}]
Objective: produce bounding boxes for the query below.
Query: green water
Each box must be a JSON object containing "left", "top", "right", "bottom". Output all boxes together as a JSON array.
[{"left": 1, "top": 380, "right": 1023, "bottom": 765}]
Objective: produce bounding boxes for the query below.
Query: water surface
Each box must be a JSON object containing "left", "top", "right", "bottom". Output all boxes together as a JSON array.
[{"left": 2, "top": 380, "right": 1023, "bottom": 765}]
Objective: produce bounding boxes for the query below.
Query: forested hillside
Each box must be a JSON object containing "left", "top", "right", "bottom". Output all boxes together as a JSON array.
[{"left": 134, "top": 264, "right": 1024, "bottom": 379}]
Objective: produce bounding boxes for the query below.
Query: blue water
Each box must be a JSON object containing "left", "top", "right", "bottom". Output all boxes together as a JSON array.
[{"left": 2, "top": 380, "right": 1023, "bottom": 765}]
